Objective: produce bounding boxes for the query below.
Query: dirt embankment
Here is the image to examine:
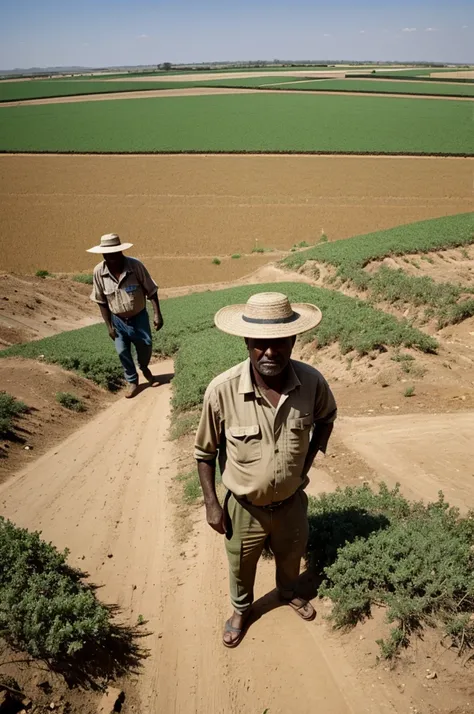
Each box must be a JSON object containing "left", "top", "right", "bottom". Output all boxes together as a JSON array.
[{"left": 0, "top": 273, "right": 99, "bottom": 346}]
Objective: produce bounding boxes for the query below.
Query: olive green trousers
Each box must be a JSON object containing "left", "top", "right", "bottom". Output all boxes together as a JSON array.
[{"left": 224, "top": 490, "right": 309, "bottom": 614}]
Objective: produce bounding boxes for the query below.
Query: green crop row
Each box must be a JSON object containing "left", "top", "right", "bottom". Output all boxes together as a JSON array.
[
  {"left": 264, "top": 78, "right": 474, "bottom": 97},
  {"left": 1, "top": 282, "right": 437, "bottom": 406},
  {"left": 0, "top": 93, "right": 472, "bottom": 154},
  {"left": 0, "top": 79, "right": 203, "bottom": 103}
]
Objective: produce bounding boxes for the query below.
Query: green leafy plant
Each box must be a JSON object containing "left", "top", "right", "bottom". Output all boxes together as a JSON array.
[
  {"left": 404, "top": 386, "right": 415, "bottom": 397},
  {"left": 56, "top": 392, "right": 86, "bottom": 412},
  {"left": 72, "top": 273, "right": 94, "bottom": 284},
  {"left": 0, "top": 517, "right": 112, "bottom": 659},
  {"left": 0, "top": 392, "right": 28, "bottom": 437},
  {"left": 175, "top": 470, "right": 202, "bottom": 504},
  {"left": 212, "top": 257, "right": 221, "bottom": 265},
  {"left": 231, "top": 254, "right": 241, "bottom": 259},
  {"left": 308, "top": 484, "right": 474, "bottom": 659},
  {"left": 35, "top": 269, "right": 51, "bottom": 278}
]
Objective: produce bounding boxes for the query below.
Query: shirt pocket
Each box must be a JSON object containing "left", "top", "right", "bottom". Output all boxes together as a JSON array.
[
  {"left": 287, "top": 415, "right": 313, "bottom": 455},
  {"left": 225, "top": 425, "right": 262, "bottom": 465}
]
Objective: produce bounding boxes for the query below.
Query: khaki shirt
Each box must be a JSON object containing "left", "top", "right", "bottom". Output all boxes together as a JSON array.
[
  {"left": 194, "top": 358, "right": 337, "bottom": 506},
  {"left": 90, "top": 257, "right": 157, "bottom": 317}
]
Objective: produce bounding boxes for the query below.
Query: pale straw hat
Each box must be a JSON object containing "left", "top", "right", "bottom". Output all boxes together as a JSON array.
[
  {"left": 86, "top": 233, "right": 133, "bottom": 254},
  {"left": 214, "top": 292, "right": 322, "bottom": 339}
]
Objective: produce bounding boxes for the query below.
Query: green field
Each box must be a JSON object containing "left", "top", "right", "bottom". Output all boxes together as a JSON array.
[
  {"left": 265, "top": 78, "right": 474, "bottom": 97},
  {"left": 0, "top": 93, "right": 472, "bottom": 154},
  {"left": 0, "top": 78, "right": 203, "bottom": 102}
]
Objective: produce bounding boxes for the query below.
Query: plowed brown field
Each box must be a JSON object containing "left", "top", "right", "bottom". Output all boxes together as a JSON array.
[{"left": 1, "top": 154, "right": 473, "bottom": 287}]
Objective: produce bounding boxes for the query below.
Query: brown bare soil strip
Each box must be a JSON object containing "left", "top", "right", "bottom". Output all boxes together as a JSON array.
[
  {"left": 1, "top": 154, "right": 472, "bottom": 285},
  {"left": 432, "top": 70, "right": 474, "bottom": 79},
  {"left": 2, "top": 85, "right": 473, "bottom": 106}
]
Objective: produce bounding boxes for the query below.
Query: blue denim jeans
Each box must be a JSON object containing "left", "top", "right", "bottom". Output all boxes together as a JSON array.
[{"left": 111, "top": 309, "right": 153, "bottom": 384}]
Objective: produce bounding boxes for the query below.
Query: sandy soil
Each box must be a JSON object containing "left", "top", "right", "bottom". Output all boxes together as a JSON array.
[
  {"left": 2, "top": 85, "right": 472, "bottom": 106},
  {"left": 0, "top": 357, "right": 111, "bottom": 479},
  {"left": 1, "top": 358, "right": 473, "bottom": 713},
  {"left": 0, "top": 273, "right": 99, "bottom": 346},
  {"left": 1, "top": 154, "right": 472, "bottom": 285}
]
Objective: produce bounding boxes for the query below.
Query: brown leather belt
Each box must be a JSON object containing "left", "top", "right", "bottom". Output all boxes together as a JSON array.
[{"left": 236, "top": 492, "right": 296, "bottom": 511}]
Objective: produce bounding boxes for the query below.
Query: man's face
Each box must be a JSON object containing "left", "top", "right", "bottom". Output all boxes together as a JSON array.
[
  {"left": 246, "top": 336, "right": 295, "bottom": 378},
  {"left": 103, "top": 251, "right": 124, "bottom": 271}
]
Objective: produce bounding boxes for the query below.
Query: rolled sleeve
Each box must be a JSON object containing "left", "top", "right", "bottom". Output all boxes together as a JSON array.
[
  {"left": 90, "top": 271, "right": 107, "bottom": 305},
  {"left": 135, "top": 261, "right": 158, "bottom": 299},
  {"left": 194, "top": 387, "right": 221, "bottom": 462}
]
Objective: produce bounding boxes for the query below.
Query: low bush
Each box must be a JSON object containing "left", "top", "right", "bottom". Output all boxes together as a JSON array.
[
  {"left": 212, "top": 258, "right": 221, "bottom": 265},
  {"left": 0, "top": 517, "right": 112, "bottom": 659},
  {"left": 231, "top": 253, "right": 241, "bottom": 259},
  {"left": 307, "top": 484, "right": 474, "bottom": 658},
  {"left": 0, "top": 392, "right": 28, "bottom": 437},
  {"left": 35, "top": 269, "right": 51, "bottom": 279},
  {"left": 56, "top": 392, "right": 86, "bottom": 412}
]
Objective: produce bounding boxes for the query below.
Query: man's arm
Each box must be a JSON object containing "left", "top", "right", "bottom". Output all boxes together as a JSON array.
[
  {"left": 197, "top": 459, "right": 225, "bottom": 534},
  {"left": 149, "top": 293, "right": 164, "bottom": 331},
  {"left": 302, "top": 421, "right": 334, "bottom": 477},
  {"left": 98, "top": 303, "right": 117, "bottom": 340}
]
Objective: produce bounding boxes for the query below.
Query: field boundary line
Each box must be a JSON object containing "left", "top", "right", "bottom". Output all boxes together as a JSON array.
[{"left": 1, "top": 149, "right": 473, "bottom": 158}]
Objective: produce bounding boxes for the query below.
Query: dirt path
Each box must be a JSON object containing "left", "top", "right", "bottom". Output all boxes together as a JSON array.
[{"left": 0, "top": 360, "right": 408, "bottom": 713}]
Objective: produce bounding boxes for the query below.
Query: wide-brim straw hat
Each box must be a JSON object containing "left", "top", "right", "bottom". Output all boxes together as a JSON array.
[
  {"left": 214, "top": 292, "right": 322, "bottom": 339},
  {"left": 86, "top": 233, "right": 133, "bottom": 254}
]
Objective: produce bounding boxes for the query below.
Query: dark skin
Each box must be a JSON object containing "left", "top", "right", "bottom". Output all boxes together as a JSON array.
[
  {"left": 198, "top": 335, "right": 333, "bottom": 643},
  {"left": 98, "top": 252, "right": 164, "bottom": 340}
]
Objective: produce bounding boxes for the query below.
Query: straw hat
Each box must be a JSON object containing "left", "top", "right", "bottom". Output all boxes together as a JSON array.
[
  {"left": 86, "top": 233, "right": 133, "bottom": 254},
  {"left": 214, "top": 292, "right": 322, "bottom": 339}
]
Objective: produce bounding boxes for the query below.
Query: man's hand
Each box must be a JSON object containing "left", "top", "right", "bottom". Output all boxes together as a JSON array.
[
  {"left": 108, "top": 326, "right": 117, "bottom": 340},
  {"left": 153, "top": 314, "right": 164, "bottom": 331},
  {"left": 205, "top": 501, "right": 225, "bottom": 534}
]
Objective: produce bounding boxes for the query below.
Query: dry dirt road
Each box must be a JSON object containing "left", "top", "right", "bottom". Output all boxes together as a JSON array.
[{"left": 1, "top": 360, "right": 473, "bottom": 713}]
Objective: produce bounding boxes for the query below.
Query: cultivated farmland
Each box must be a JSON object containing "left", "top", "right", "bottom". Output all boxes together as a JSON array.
[
  {"left": 1, "top": 154, "right": 472, "bottom": 283},
  {"left": 0, "top": 93, "right": 472, "bottom": 154}
]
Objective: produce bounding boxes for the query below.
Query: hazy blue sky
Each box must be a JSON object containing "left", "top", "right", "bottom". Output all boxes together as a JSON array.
[{"left": 1, "top": 0, "right": 472, "bottom": 69}]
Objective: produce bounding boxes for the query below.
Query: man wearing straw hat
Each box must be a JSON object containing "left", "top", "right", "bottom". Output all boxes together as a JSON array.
[
  {"left": 194, "top": 292, "right": 337, "bottom": 647},
  {"left": 87, "top": 233, "right": 164, "bottom": 399}
]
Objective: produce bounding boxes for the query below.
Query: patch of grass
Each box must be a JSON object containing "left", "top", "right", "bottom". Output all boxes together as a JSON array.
[
  {"left": 72, "top": 273, "right": 94, "bottom": 284},
  {"left": 273, "top": 78, "right": 474, "bottom": 98},
  {"left": 0, "top": 516, "right": 112, "bottom": 659},
  {"left": 35, "top": 269, "right": 51, "bottom": 278},
  {"left": 308, "top": 484, "right": 474, "bottom": 659},
  {"left": 1, "top": 283, "right": 437, "bottom": 403},
  {"left": 0, "top": 392, "right": 28, "bottom": 437},
  {"left": 175, "top": 470, "right": 202, "bottom": 504},
  {"left": 404, "top": 385, "right": 415, "bottom": 397},
  {"left": 169, "top": 410, "right": 201, "bottom": 440},
  {"left": 320, "top": 233, "right": 329, "bottom": 243},
  {"left": 56, "top": 392, "right": 86, "bottom": 412},
  {"left": 231, "top": 253, "right": 241, "bottom": 259},
  {"left": 391, "top": 352, "right": 415, "bottom": 363},
  {"left": 212, "top": 257, "right": 221, "bottom": 265},
  {"left": 1, "top": 94, "right": 472, "bottom": 154}
]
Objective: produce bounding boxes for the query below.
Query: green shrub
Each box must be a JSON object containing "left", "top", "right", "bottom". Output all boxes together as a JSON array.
[
  {"left": 252, "top": 246, "right": 265, "bottom": 253},
  {"left": 72, "top": 273, "right": 94, "bottom": 284},
  {"left": 0, "top": 392, "right": 28, "bottom": 437},
  {"left": 56, "top": 392, "right": 86, "bottom": 412},
  {"left": 309, "top": 485, "right": 474, "bottom": 658},
  {"left": 404, "top": 385, "right": 415, "bottom": 397},
  {"left": 212, "top": 257, "right": 221, "bottom": 265},
  {"left": 0, "top": 517, "right": 112, "bottom": 659},
  {"left": 35, "top": 269, "right": 51, "bottom": 279},
  {"left": 231, "top": 253, "right": 241, "bottom": 259}
]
